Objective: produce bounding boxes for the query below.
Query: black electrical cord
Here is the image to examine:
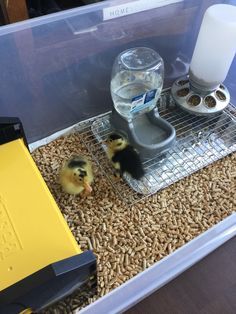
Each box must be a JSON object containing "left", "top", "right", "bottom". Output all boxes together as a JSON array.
[{"left": 26, "top": 0, "right": 61, "bottom": 18}]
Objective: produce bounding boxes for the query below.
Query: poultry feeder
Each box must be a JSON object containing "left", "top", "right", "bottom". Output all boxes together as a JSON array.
[{"left": 171, "top": 4, "right": 236, "bottom": 116}]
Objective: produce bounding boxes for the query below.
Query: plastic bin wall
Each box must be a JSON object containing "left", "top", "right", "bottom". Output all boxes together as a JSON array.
[{"left": 0, "top": 0, "right": 235, "bottom": 143}]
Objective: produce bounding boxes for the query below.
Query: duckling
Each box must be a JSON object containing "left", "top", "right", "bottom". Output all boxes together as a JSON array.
[
  {"left": 105, "top": 133, "right": 145, "bottom": 180},
  {"left": 59, "top": 155, "right": 93, "bottom": 196}
]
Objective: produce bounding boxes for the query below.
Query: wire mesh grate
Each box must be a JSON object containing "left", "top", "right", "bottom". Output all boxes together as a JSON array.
[{"left": 75, "top": 90, "right": 236, "bottom": 205}]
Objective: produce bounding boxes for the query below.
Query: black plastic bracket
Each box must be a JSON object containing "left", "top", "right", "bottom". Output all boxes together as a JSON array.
[
  {"left": 0, "top": 250, "right": 97, "bottom": 314},
  {"left": 0, "top": 117, "right": 28, "bottom": 149}
]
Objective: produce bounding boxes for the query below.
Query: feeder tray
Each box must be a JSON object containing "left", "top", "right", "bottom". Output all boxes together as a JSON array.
[
  {"left": 171, "top": 76, "right": 230, "bottom": 116},
  {"left": 110, "top": 107, "right": 176, "bottom": 161}
]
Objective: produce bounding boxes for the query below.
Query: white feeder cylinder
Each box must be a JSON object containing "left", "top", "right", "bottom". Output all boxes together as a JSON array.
[{"left": 189, "top": 4, "right": 236, "bottom": 92}]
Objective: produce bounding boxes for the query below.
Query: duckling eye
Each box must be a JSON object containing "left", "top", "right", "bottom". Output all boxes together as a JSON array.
[{"left": 117, "top": 143, "right": 122, "bottom": 146}]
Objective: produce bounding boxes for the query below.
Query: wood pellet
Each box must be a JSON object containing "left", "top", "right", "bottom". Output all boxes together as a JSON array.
[{"left": 33, "top": 133, "right": 236, "bottom": 314}]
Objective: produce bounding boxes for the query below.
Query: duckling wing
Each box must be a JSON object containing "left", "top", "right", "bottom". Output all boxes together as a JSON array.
[{"left": 112, "top": 146, "right": 144, "bottom": 180}]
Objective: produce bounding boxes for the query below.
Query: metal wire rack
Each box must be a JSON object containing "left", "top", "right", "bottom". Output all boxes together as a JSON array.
[{"left": 75, "top": 90, "right": 236, "bottom": 205}]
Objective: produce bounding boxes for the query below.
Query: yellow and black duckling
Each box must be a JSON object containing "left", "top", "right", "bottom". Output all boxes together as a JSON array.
[
  {"left": 105, "top": 132, "right": 145, "bottom": 180},
  {"left": 59, "top": 155, "right": 93, "bottom": 196}
]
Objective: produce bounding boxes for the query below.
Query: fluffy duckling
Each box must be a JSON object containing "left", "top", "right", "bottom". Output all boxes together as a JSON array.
[
  {"left": 59, "top": 155, "right": 93, "bottom": 196},
  {"left": 105, "top": 133, "right": 145, "bottom": 180}
]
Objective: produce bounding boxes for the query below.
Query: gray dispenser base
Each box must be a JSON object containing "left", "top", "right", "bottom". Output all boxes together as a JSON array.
[{"left": 110, "top": 108, "right": 176, "bottom": 161}]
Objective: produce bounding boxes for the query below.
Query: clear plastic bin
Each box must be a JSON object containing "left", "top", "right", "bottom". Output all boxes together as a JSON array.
[
  {"left": 0, "top": 0, "right": 235, "bottom": 313},
  {"left": 0, "top": 0, "right": 235, "bottom": 144}
]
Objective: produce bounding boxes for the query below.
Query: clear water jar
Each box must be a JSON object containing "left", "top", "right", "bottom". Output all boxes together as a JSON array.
[{"left": 110, "top": 47, "right": 164, "bottom": 120}]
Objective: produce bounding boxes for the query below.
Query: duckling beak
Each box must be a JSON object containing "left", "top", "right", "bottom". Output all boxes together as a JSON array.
[{"left": 84, "top": 182, "right": 92, "bottom": 194}]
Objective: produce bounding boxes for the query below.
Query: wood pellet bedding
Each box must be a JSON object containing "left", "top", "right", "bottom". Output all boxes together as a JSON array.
[{"left": 32, "top": 132, "right": 236, "bottom": 314}]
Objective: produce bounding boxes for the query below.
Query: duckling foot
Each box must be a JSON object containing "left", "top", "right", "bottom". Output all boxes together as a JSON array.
[
  {"left": 81, "top": 183, "right": 93, "bottom": 197},
  {"left": 81, "top": 190, "right": 90, "bottom": 197},
  {"left": 113, "top": 170, "right": 122, "bottom": 182}
]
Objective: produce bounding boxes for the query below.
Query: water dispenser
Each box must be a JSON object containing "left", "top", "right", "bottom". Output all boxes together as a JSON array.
[{"left": 110, "top": 47, "right": 176, "bottom": 161}]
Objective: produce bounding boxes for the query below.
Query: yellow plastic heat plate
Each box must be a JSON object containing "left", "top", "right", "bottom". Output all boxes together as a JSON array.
[{"left": 0, "top": 139, "right": 81, "bottom": 291}]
